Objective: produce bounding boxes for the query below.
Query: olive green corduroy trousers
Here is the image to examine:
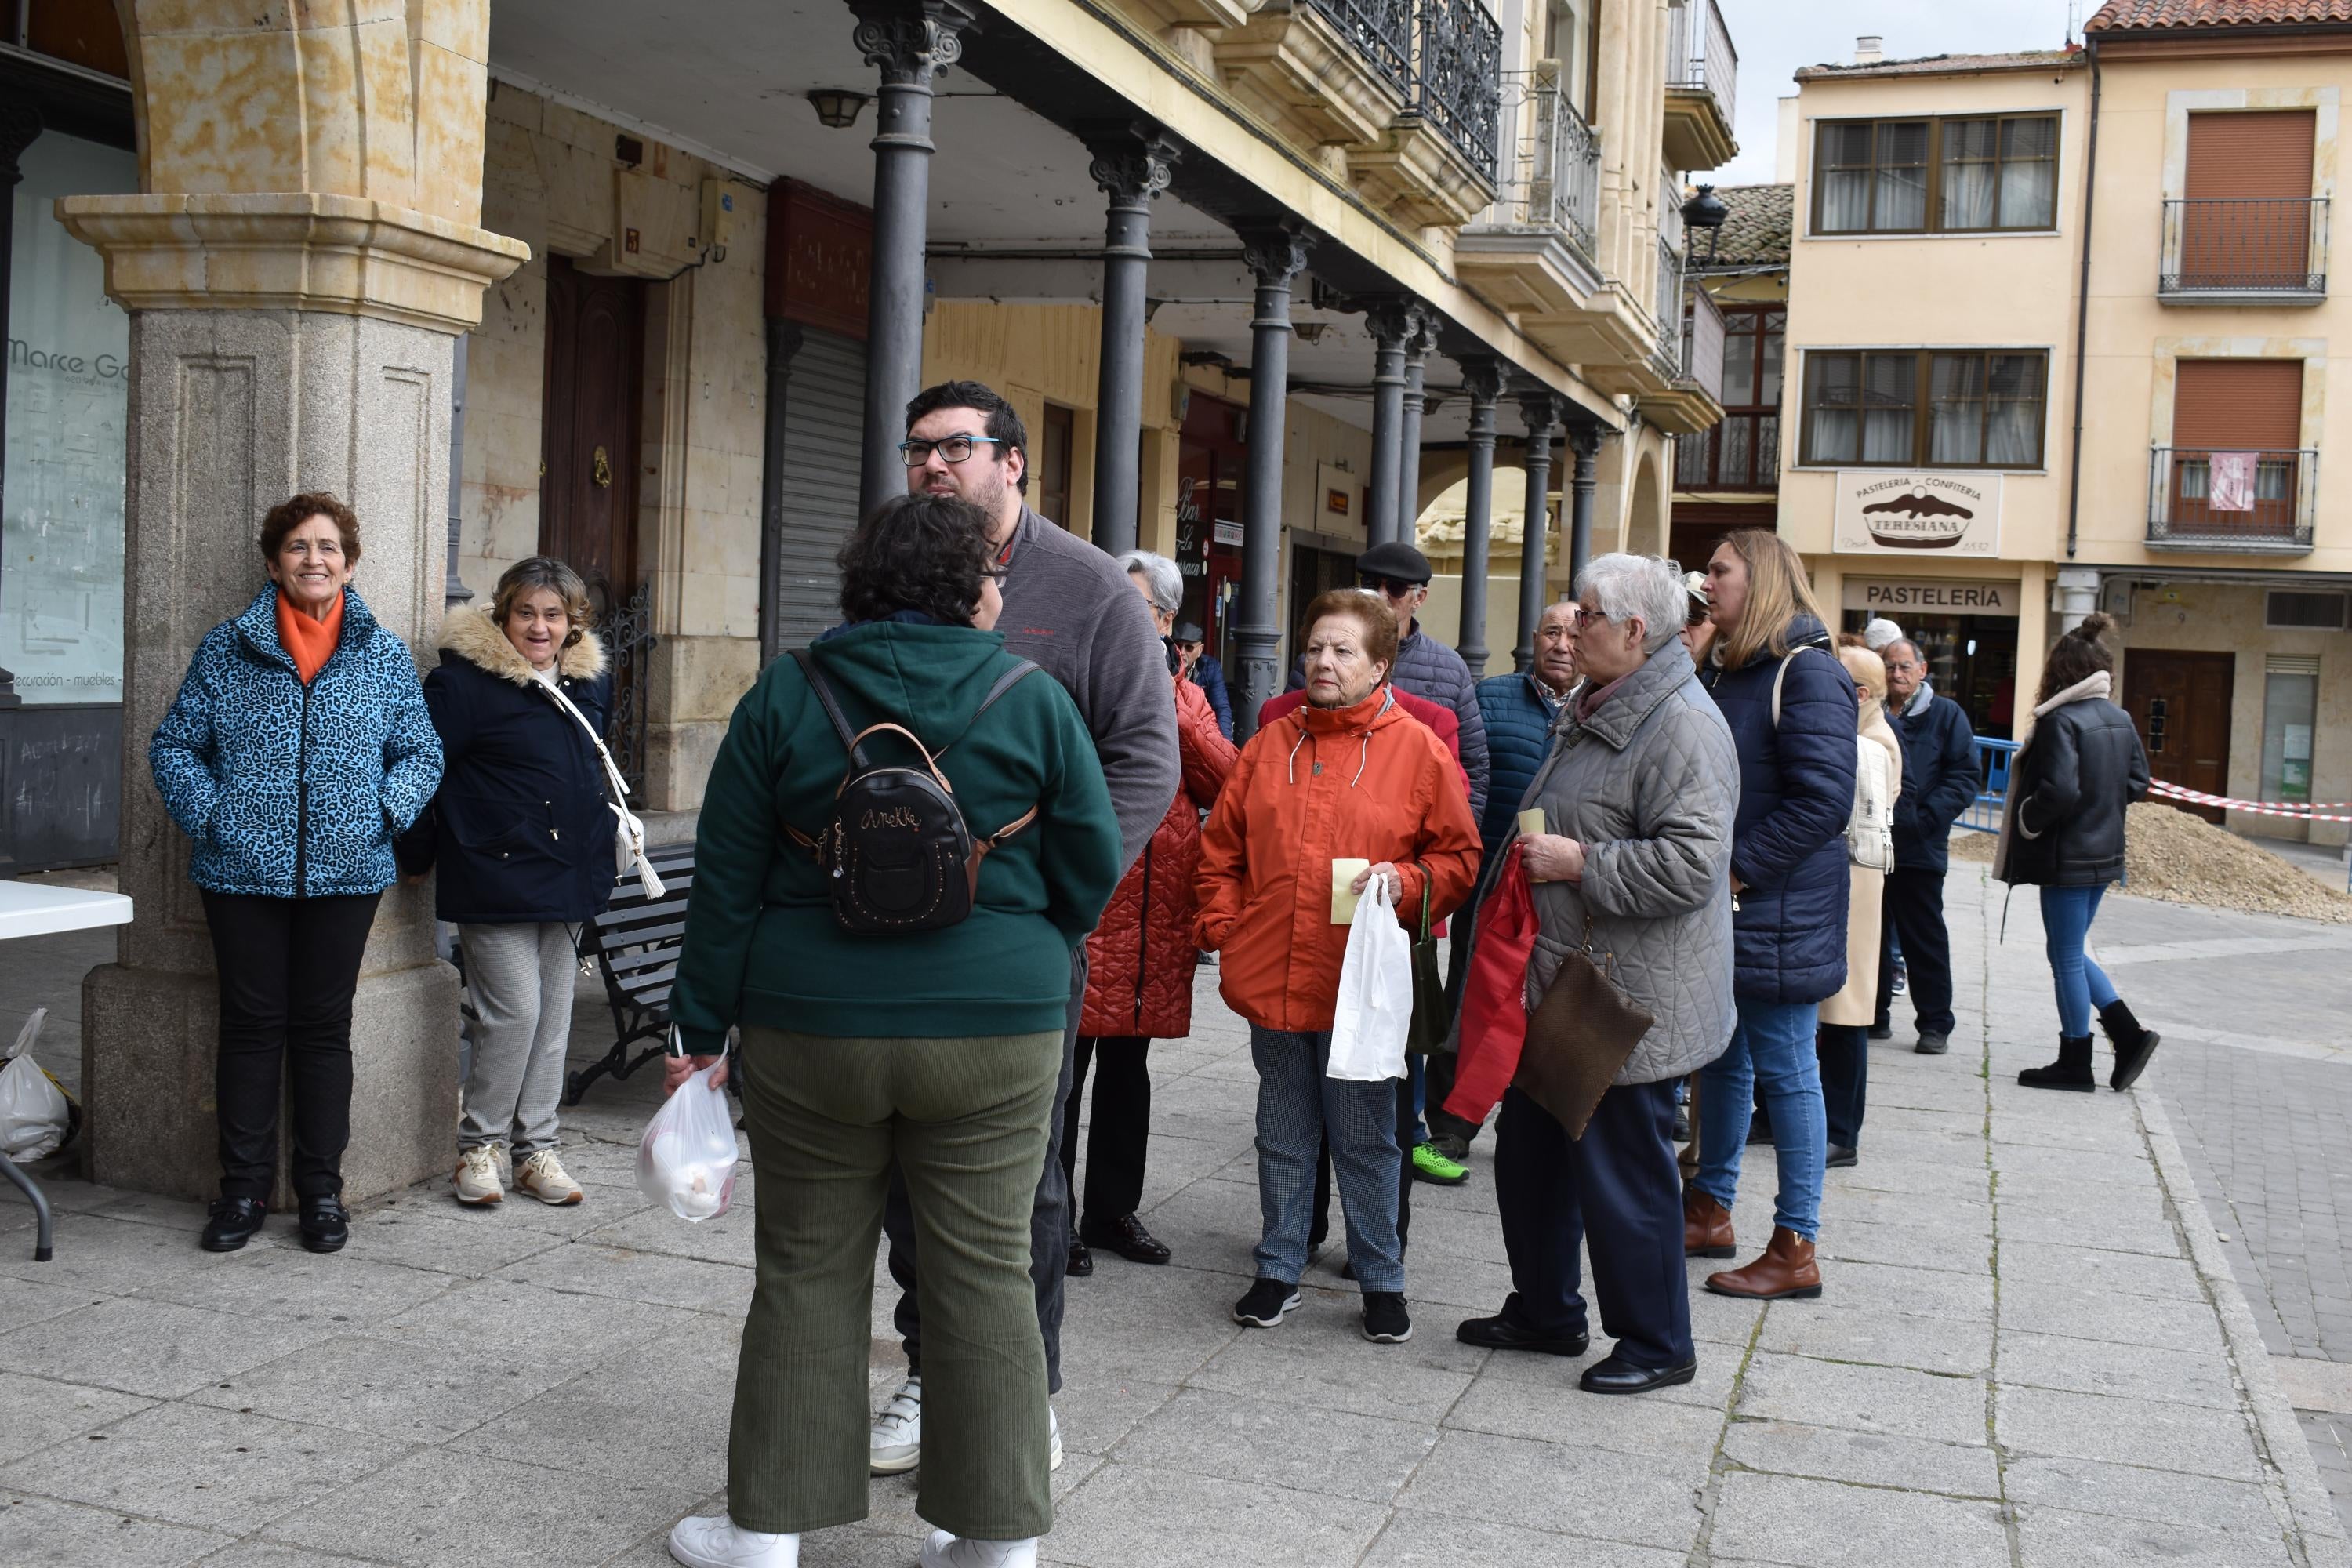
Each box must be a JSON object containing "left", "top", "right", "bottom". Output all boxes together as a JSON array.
[{"left": 727, "top": 1025, "right": 1062, "bottom": 1541}]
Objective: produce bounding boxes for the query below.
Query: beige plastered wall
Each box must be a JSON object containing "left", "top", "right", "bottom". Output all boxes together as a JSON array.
[{"left": 461, "top": 83, "right": 771, "bottom": 813}]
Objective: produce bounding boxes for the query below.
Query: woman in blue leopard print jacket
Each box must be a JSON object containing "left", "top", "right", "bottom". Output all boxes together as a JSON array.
[{"left": 149, "top": 492, "right": 442, "bottom": 1258}]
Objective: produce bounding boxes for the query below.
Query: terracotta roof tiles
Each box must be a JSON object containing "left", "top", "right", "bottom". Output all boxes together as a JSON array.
[{"left": 2088, "top": 0, "right": 2352, "bottom": 31}]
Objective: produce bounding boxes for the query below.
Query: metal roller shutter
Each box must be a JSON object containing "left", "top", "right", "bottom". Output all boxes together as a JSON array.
[
  {"left": 2174, "top": 358, "right": 2303, "bottom": 450},
  {"left": 771, "top": 327, "right": 867, "bottom": 652},
  {"left": 2186, "top": 111, "right": 2315, "bottom": 201}
]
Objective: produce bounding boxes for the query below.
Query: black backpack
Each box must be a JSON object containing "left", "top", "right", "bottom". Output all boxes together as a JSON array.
[{"left": 786, "top": 648, "right": 1043, "bottom": 934}]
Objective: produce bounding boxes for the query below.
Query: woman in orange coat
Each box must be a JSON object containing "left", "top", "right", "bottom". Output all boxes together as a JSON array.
[
  {"left": 1194, "top": 590, "right": 1479, "bottom": 1345},
  {"left": 1064, "top": 553, "right": 1238, "bottom": 1276}
]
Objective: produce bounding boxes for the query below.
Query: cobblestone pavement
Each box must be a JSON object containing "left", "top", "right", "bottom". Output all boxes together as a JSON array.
[{"left": 2, "top": 873, "right": 2347, "bottom": 1566}]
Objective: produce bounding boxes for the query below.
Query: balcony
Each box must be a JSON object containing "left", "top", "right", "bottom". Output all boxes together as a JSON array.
[
  {"left": 1675, "top": 410, "right": 1781, "bottom": 490},
  {"left": 1214, "top": 0, "right": 1499, "bottom": 227},
  {"left": 2158, "top": 198, "right": 2330, "bottom": 305},
  {"left": 1642, "top": 274, "right": 1728, "bottom": 436},
  {"left": 1454, "top": 66, "right": 1602, "bottom": 309},
  {"left": 2147, "top": 447, "right": 2316, "bottom": 552},
  {"left": 1662, "top": 0, "right": 1737, "bottom": 172}
]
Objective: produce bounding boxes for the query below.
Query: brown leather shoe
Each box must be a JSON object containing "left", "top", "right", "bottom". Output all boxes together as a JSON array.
[
  {"left": 1705, "top": 1226, "right": 1822, "bottom": 1300},
  {"left": 1683, "top": 1188, "right": 1735, "bottom": 1259}
]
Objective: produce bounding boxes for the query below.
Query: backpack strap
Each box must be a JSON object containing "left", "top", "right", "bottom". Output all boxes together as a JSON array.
[
  {"left": 790, "top": 648, "right": 861, "bottom": 757},
  {"left": 1767, "top": 644, "right": 1835, "bottom": 730},
  {"left": 938, "top": 659, "right": 1042, "bottom": 758}
]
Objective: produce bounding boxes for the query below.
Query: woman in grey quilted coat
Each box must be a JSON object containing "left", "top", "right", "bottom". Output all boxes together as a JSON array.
[{"left": 1454, "top": 554, "right": 1737, "bottom": 1396}]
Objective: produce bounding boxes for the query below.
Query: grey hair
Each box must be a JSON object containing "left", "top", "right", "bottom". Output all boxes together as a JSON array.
[
  {"left": 1574, "top": 552, "right": 1686, "bottom": 654},
  {"left": 1120, "top": 550, "right": 1184, "bottom": 615}
]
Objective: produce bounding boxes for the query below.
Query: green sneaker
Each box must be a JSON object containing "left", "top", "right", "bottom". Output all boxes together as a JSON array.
[{"left": 1411, "top": 1140, "right": 1469, "bottom": 1186}]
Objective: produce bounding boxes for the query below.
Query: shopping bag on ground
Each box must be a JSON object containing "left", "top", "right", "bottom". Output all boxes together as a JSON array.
[
  {"left": 1328, "top": 877, "right": 1413, "bottom": 1082},
  {"left": 1, "top": 1009, "right": 70, "bottom": 1163},
  {"left": 637, "top": 1063, "right": 739, "bottom": 1221}
]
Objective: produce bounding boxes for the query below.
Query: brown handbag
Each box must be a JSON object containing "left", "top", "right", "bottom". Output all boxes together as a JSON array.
[{"left": 1513, "top": 915, "right": 1655, "bottom": 1139}]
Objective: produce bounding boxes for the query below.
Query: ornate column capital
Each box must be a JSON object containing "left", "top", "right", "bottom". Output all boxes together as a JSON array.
[
  {"left": 851, "top": 0, "right": 977, "bottom": 85},
  {"left": 0, "top": 100, "right": 42, "bottom": 183},
  {"left": 1566, "top": 421, "right": 1605, "bottom": 463},
  {"left": 1238, "top": 220, "right": 1314, "bottom": 285},
  {"left": 1515, "top": 384, "right": 1564, "bottom": 437},
  {"left": 1362, "top": 296, "right": 1432, "bottom": 350},
  {"left": 1085, "top": 125, "right": 1182, "bottom": 206},
  {"left": 1454, "top": 354, "right": 1507, "bottom": 409},
  {"left": 1404, "top": 318, "right": 1439, "bottom": 367}
]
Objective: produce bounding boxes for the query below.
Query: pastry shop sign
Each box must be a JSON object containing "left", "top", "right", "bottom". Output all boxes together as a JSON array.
[{"left": 1832, "top": 472, "right": 2002, "bottom": 557}]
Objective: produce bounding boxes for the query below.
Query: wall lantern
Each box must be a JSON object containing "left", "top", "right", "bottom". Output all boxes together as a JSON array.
[{"left": 808, "top": 89, "right": 872, "bottom": 129}]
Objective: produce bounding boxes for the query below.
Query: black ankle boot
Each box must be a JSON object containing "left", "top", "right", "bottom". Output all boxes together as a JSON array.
[
  {"left": 2019, "top": 1036, "right": 2096, "bottom": 1091},
  {"left": 201, "top": 1197, "right": 267, "bottom": 1252},
  {"left": 299, "top": 1194, "right": 349, "bottom": 1254},
  {"left": 2100, "top": 1000, "right": 2162, "bottom": 1091}
]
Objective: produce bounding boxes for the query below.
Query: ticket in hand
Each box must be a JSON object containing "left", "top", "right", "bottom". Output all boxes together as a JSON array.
[{"left": 1331, "top": 858, "right": 1371, "bottom": 924}]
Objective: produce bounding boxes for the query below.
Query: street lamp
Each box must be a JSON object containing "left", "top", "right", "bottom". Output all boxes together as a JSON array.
[{"left": 807, "top": 89, "right": 871, "bottom": 129}]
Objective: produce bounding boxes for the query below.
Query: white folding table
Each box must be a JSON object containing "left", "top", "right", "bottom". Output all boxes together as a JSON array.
[{"left": 0, "top": 881, "right": 133, "bottom": 1261}]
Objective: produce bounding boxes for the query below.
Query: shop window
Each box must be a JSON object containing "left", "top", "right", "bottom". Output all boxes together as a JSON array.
[
  {"left": 4, "top": 129, "right": 138, "bottom": 706},
  {"left": 1813, "top": 114, "right": 2058, "bottom": 236},
  {"left": 1801, "top": 349, "right": 2047, "bottom": 469},
  {"left": 2261, "top": 659, "right": 2319, "bottom": 805}
]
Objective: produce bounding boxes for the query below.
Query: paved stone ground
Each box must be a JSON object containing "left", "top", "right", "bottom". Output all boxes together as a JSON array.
[{"left": 2, "top": 873, "right": 2347, "bottom": 1567}]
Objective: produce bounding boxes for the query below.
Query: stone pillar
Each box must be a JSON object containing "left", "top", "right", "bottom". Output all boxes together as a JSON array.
[
  {"left": 1566, "top": 423, "right": 1602, "bottom": 591},
  {"left": 1515, "top": 389, "right": 1563, "bottom": 673},
  {"left": 1235, "top": 221, "right": 1311, "bottom": 741},
  {"left": 757, "top": 320, "right": 808, "bottom": 665},
  {"left": 1363, "top": 300, "right": 1425, "bottom": 547},
  {"left": 1086, "top": 126, "right": 1180, "bottom": 558},
  {"left": 60, "top": 2, "right": 527, "bottom": 1205},
  {"left": 445, "top": 334, "right": 474, "bottom": 609},
  {"left": 852, "top": 0, "right": 975, "bottom": 518},
  {"left": 1453, "top": 358, "right": 1505, "bottom": 678},
  {"left": 1396, "top": 321, "right": 1435, "bottom": 550}
]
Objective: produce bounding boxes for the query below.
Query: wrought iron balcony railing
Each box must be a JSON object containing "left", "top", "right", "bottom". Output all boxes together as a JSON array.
[
  {"left": 1652, "top": 238, "right": 1685, "bottom": 382},
  {"left": 2147, "top": 446, "right": 2317, "bottom": 550},
  {"left": 1665, "top": 0, "right": 1737, "bottom": 130},
  {"left": 1303, "top": 0, "right": 1501, "bottom": 180},
  {"left": 1681, "top": 282, "right": 1726, "bottom": 401},
  {"left": 1477, "top": 66, "right": 1600, "bottom": 253},
  {"left": 1675, "top": 411, "right": 1781, "bottom": 489},
  {"left": 2159, "top": 198, "right": 2329, "bottom": 299}
]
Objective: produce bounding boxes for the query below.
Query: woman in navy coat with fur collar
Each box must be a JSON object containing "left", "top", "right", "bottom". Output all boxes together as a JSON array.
[
  {"left": 1685, "top": 530, "right": 1857, "bottom": 1304},
  {"left": 397, "top": 558, "right": 614, "bottom": 1210}
]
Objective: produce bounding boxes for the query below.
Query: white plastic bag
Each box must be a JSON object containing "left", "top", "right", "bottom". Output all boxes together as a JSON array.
[
  {"left": 1327, "top": 877, "right": 1413, "bottom": 1083},
  {"left": 637, "top": 1063, "right": 739, "bottom": 1221},
  {"left": 2, "top": 1008, "right": 69, "bottom": 1163}
]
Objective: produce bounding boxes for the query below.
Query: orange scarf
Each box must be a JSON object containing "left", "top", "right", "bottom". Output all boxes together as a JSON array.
[{"left": 275, "top": 590, "right": 344, "bottom": 684}]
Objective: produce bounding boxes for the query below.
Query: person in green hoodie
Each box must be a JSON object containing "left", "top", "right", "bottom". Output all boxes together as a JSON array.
[{"left": 662, "top": 494, "right": 1124, "bottom": 1568}]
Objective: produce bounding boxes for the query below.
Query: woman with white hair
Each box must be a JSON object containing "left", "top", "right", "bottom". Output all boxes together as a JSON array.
[
  {"left": 1450, "top": 554, "right": 1739, "bottom": 1394},
  {"left": 1062, "top": 550, "right": 1237, "bottom": 1275}
]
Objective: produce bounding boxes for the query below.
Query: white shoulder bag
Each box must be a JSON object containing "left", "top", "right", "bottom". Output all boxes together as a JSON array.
[{"left": 536, "top": 677, "right": 666, "bottom": 899}]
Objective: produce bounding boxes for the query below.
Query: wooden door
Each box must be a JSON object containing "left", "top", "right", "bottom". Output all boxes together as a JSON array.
[
  {"left": 2182, "top": 111, "right": 2316, "bottom": 289},
  {"left": 2122, "top": 650, "right": 2235, "bottom": 824},
  {"left": 541, "top": 256, "right": 646, "bottom": 613}
]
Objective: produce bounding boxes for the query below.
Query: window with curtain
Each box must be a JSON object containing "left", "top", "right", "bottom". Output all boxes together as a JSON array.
[
  {"left": 1802, "top": 349, "right": 2049, "bottom": 467},
  {"left": 1815, "top": 114, "right": 2060, "bottom": 234}
]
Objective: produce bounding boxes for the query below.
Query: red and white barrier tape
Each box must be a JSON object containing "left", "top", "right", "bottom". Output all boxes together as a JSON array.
[{"left": 2146, "top": 779, "right": 2352, "bottom": 823}]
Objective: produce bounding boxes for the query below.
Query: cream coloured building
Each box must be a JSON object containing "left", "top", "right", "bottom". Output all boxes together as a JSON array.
[{"left": 1778, "top": 6, "right": 2352, "bottom": 847}]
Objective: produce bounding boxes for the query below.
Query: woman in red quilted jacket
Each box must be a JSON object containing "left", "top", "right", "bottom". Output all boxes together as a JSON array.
[{"left": 1062, "top": 552, "right": 1238, "bottom": 1275}]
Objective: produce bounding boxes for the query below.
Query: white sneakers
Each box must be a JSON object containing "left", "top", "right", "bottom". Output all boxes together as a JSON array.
[
  {"left": 920, "top": 1532, "right": 1039, "bottom": 1568},
  {"left": 666, "top": 1515, "right": 796, "bottom": 1568},
  {"left": 869, "top": 1376, "right": 924, "bottom": 1475},
  {"left": 453, "top": 1144, "right": 503, "bottom": 1206},
  {"left": 869, "top": 1377, "right": 1063, "bottom": 1475},
  {"left": 515, "top": 1149, "right": 585, "bottom": 1205}
]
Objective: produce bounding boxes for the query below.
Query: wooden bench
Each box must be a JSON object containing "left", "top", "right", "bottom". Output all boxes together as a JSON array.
[{"left": 566, "top": 840, "right": 699, "bottom": 1105}]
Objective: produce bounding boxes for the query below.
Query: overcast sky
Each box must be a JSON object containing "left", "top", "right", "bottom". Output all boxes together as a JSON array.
[{"left": 1712, "top": 0, "right": 2081, "bottom": 187}]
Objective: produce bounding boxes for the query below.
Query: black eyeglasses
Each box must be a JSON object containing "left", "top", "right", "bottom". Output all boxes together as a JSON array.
[
  {"left": 1358, "top": 575, "right": 1421, "bottom": 597},
  {"left": 899, "top": 435, "right": 1007, "bottom": 466}
]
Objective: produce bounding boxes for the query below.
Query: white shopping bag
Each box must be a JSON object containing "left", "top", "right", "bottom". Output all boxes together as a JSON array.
[
  {"left": 1, "top": 1008, "right": 69, "bottom": 1163},
  {"left": 637, "top": 1063, "right": 740, "bottom": 1221},
  {"left": 1327, "top": 877, "right": 1413, "bottom": 1083}
]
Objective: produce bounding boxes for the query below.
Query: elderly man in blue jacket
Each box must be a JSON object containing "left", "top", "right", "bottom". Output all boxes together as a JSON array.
[
  {"left": 1873, "top": 638, "right": 1980, "bottom": 1056},
  {"left": 1421, "top": 601, "right": 1581, "bottom": 1174}
]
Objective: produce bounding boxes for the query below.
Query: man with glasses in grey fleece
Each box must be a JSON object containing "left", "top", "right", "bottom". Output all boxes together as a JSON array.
[{"left": 868, "top": 379, "right": 1180, "bottom": 1477}]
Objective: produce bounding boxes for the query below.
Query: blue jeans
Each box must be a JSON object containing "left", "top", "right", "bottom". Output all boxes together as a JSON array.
[
  {"left": 2041, "top": 884, "right": 2120, "bottom": 1037},
  {"left": 1250, "top": 1028, "right": 1405, "bottom": 1291},
  {"left": 1696, "top": 999, "right": 1826, "bottom": 1241},
  {"left": 1407, "top": 1054, "right": 1428, "bottom": 1145}
]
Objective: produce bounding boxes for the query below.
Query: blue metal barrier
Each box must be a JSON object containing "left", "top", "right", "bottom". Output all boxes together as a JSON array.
[{"left": 1957, "top": 737, "right": 2019, "bottom": 833}]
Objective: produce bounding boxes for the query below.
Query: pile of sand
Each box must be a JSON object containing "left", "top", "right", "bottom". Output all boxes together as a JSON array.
[{"left": 1947, "top": 803, "right": 2352, "bottom": 924}]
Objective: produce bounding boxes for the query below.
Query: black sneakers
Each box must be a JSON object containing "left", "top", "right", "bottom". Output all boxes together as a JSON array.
[
  {"left": 1361, "top": 1292, "right": 1413, "bottom": 1344},
  {"left": 1232, "top": 1278, "right": 1302, "bottom": 1327},
  {"left": 298, "top": 1195, "right": 349, "bottom": 1254},
  {"left": 200, "top": 1197, "right": 267, "bottom": 1253}
]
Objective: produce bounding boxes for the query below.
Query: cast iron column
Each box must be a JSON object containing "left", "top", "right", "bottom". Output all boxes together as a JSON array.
[
  {"left": 1363, "top": 299, "right": 1424, "bottom": 547},
  {"left": 757, "top": 319, "right": 808, "bottom": 663},
  {"left": 445, "top": 334, "right": 474, "bottom": 608},
  {"left": 1453, "top": 357, "right": 1505, "bottom": 677},
  {"left": 0, "top": 101, "right": 38, "bottom": 708},
  {"left": 1566, "top": 423, "right": 1602, "bottom": 594},
  {"left": 1234, "top": 222, "right": 1311, "bottom": 741},
  {"left": 1515, "top": 388, "right": 1563, "bottom": 673},
  {"left": 1396, "top": 320, "right": 1435, "bottom": 550},
  {"left": 1086, "top": 125, "right": 1180, "bottom": 557},
  {"left": 851, "top": 0, "right": 973, "bottom": 517}
]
